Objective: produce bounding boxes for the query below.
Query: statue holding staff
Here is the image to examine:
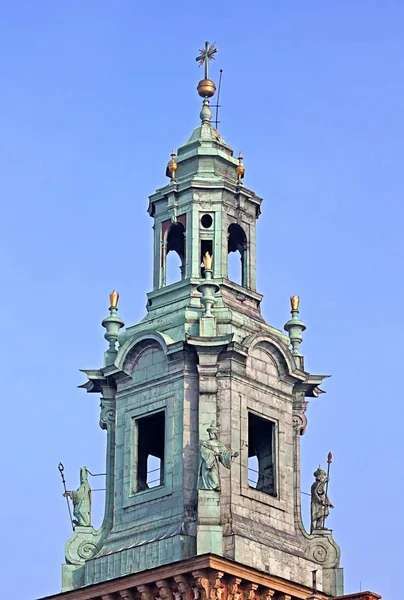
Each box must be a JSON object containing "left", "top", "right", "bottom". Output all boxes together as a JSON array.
[
  {"left": 64, "top": 466, "right": 92, "bottom": 527},
  {"left": 310, "top": 466, "right": 333, "bottom": 532}
]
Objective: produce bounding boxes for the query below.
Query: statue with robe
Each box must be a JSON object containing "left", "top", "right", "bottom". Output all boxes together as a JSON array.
[
  {"left": 198, "top": 423, "right": 238, "bottom": 491},
  {"left": 65, "top": 466, "right": 92, "bottom": 527},
  {"left": 310, "top": 467, "right": 333, "bottom": 532}
]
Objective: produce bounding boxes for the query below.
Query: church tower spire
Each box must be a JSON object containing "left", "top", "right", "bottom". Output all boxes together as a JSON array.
[
  {"left": 150, "top": 44, "right": 261, "bottom": 310},
  {"left": 42, "top": 43, "right": 381, "bottom": 600}
]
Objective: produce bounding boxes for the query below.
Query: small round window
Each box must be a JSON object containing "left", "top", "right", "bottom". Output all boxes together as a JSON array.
[{"left": 201, "top": 214, "right": 213, "bottom": 228}]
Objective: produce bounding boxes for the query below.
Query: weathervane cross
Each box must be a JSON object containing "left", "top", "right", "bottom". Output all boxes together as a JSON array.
[{"left": 195, "top": 41, "right": 218, "bottom": 80}]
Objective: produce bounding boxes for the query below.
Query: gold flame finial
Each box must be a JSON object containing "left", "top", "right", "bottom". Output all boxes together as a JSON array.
[
  {"left": 110, "top": 289, "right": 119, "bottom": 308},
  {"left": 202, "top": 251, "right": 213, "bottom": 270},
  {"left": 236, "top": 152, "right": 245, "bottom": 183},
  {"left": 168, "top": 148, "right": 178, "bottom": 181},
  {"left": 290, "top": 295, "right": 300, "bottom": 311}
]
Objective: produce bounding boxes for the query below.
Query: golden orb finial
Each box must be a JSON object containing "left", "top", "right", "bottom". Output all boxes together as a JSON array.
[
  {"left": 168, "top": 149, "right": 178, "bottom": 181},
  {"left": 290, "top": 295, "right": 300, "bottom": 311},
  {"left": 110, "top": 289, "right": 119, "bottom": 308},
  {"left": 236, "top": 152, "right": 245, "bottom": 183},
  {"left": 197, "top": 79, "right": 216, "bottom": 98}
]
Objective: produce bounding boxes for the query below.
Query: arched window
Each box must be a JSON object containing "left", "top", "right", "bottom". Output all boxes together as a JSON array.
[
  {"left": 165, "top": 223, "right": 185, "bottom": 285},
  {"left": 228, "top": 223, "right": 247, "bottom": 287}
]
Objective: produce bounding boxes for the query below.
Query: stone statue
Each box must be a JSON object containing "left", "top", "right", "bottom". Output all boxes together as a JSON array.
[
  {"left": 310, "top": 467, "right": 333, "bottom": 532},
  {"left": 198, "top": 422, "right": 239, "bottom": 491},
  {"left": 65, "top": 466, "right": 92, "bottom": 527}
]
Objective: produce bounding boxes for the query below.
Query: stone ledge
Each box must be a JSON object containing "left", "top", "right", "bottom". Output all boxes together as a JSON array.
[
  {"left": 331, "top": 593, "right": 381, "bottom": 600},
  {"left": 39, "top": 554, "right": 332, "bottom": 600}
]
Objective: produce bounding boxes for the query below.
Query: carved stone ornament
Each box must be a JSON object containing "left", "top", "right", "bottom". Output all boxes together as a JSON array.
[
  {"left": 192, "top": 587, "right": 200, "bottom": 600},
  {"left": 198, "top": 425, "right": 238, "bottom": 491},
  {"left": 292, "top": 412, "right": 307, "bottom": 435},
  {"left": 227, "top": 577, "right": 242, "bottom": 600},
  {"left": 292, "top": 396, "right": 308, "bottom": 436},
  {"left": 191, "top": 571, "right": 210, "bottom": 600},
  {"left": 208, "top": 571, "right": 224, "bottom": 600},
  {"left": 243, "top": 582, "right": 258, "bottom": 600},
  {"left": 156, "top": 579, "right": 174, "bottom": 600},
  {"left": 258, "top": 588, "right": 275, "bottom": 600},
  {"left": 305, "top": 531, "right": 341, "bottom": 569},
  {"left": 120, "top": 591, "right": 136, "bottom": 600},
  {"left": 174, "top": 575, "right": 194, "bottom": 600},
  {"left": 64, "top": 525, "right": 100, "bottom": 566},
  {"left": 137, "top": 584, "right": 155, "bottom": 600},
  {"left": 100, "top": 403, "right": 116, "bottom": 431}
]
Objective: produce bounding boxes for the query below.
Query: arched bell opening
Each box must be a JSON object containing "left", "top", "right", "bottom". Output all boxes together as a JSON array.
[
  {"left": 164, "top": 222, "right": 185, "bottom": 285},
  {"left": 228, "top": 223, "right": 247, "bottom": 287}
]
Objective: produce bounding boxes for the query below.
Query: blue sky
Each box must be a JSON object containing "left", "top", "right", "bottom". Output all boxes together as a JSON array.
[{"left": 0, "top": 2, "right": 402, "bottom": 599}]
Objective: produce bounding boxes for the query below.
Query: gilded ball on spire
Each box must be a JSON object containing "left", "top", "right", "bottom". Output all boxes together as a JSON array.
[
  {"left": 168, "top": 149, "right": 178, "bottom": 181},
  {"left": 197, "top": 79, "right": 216, "bottom": 98},
  {"left": 236, "top": 152, "right": 245, "bottom": 183}
]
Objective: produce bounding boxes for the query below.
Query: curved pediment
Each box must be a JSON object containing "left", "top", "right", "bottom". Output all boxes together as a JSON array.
[
  {"left": 242, "top": 331, "right": 300, "bottom": 381},
  {"left": 115, "top": 330, "right": 174, "bottom": 377}
]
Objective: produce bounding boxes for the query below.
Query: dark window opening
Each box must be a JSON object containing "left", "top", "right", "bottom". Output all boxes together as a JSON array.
[
  {"left": 248, "top": 412, "right": 276, "bottom": 496},
  {"left": 136, "top": 411, "right": 165, "bottom": 492},
  {"left": 166, "top": 223, "right": 185, "bottom": 284},
  {"left": 200, "top": 239, "right": 213, "bottom": 277},
  {"left": 201, "top": 213, "right": 213, "bottom": 228},
  {"left": 228, "top": 224, "right": 247, "bottom": 286}
]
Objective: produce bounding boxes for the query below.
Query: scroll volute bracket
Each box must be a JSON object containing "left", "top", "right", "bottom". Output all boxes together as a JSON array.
[
  {"left": 226, "top": 577, "right": 243, "bottom": 600},
  {"left": 241, "top": 583, "right": 259, "bottom": 600},
  {"left": 257, "top": 588, "right": 276, "bottom": 600},
  {"left": 174, "top": 574, "right": 194, "bottom": 600},
  {"left": 192, "top": 569, "right": 224, "bottom": 600},
  {"left": 192, "top": 570, "right": 210, "bottom": 600},
  {"left": 156, "top": 579, "right": 175, "bottom": 600},
  {"left": 208, "top": 571, "right": 225, "bottom": 600}
]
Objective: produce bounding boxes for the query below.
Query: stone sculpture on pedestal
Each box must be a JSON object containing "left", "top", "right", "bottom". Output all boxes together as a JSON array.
[
  {"left": 311, "top": 467, "right": 333, "bottom": 532},
  {"left": 198, "top": 423, "right": 239, "bottom": 491},
  {"left": 65, "top": 467, "right": 92, "bottom": 527}
]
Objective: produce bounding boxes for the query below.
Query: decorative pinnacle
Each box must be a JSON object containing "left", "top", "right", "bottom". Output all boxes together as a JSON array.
[
  {"left": 102, "top": 290, "right": 124, "bottom": 366},
  {"left": 168, "top": 148, "right": 178, "bottom": 181},
  {"left": 284, "top": 294, "right": 306, "bottom": 358},
  {"left": 236, "top": 152, "right": 245, "bottom": 184},
  {"left": 196, "top": 41, "right": 217, "bottom": 124},
  {"left": 109, "top": 289, "right": 119, "bottom": 308},
  {"left": 200, "top": 97, "right": 212, "bottom": 124},
  {"left": 290, "top": 295, "right": 300, "bottom": 311},
  {"left": 197, "top": 251, "right": 219, "bottom": 319}
]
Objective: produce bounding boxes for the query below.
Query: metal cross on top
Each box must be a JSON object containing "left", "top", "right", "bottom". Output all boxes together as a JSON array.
[{"left": 195, "top": 41, "right": 218, "bottom": 80}]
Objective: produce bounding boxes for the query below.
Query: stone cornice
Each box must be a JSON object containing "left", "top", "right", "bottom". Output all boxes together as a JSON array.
[
  {"left": 39, "top": 554, "right": 330, "bottom": 600},
  {"left": 332, "top": 594, "right": 381, "bottom": 600}
]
